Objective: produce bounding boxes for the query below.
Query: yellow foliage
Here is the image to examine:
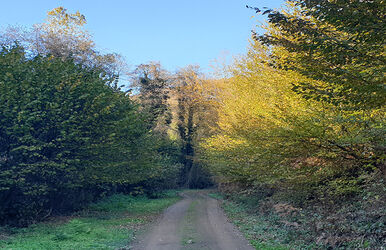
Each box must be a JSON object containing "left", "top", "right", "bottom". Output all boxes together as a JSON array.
[
  {"left": 202, "top": 37, "right": 385, "bottom": 189},
  {"left": 214, "top": 42, "right": 320, "bottom": 137},
  {"left": 201, "top": 40, "right": 356, "bottom": 185}
]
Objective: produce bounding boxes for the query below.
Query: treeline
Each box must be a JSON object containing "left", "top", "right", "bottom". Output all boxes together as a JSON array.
[
  {"left": 0, "top": 7, "right": 218, "bottom": 226},
  {"left": 204, "top": 0, "right": 385, "bottom": 202},
  {"left": 131, "top": 64, "right": 215, "bottom": 189},
  {"left": 200, "top": 0, "right": 385, "bottom": 247},
  {"left": 0, "top": 45, "right": 161, "bottom": 226},
  {"left": 0, "top": 7, "right": 208, "bottom": 226},
  {"left": 1, "top": 3, "right": 384, "bottom": 241}
]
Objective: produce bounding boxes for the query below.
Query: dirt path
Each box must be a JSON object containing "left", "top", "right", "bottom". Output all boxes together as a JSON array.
[{"left": 132, "top": 190, "right": 254, "bottom": 250}]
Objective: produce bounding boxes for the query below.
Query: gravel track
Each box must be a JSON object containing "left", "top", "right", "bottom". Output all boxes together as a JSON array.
[{"left": 132, "top": 190, "right": 254, "bottom": 250}]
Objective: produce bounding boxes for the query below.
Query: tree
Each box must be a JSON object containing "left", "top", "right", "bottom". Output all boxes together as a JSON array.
[
  {"left": 174, "top": 66, "right": 215, "bottom": 188},
  {"left": 0, "top": 7, "right": 125, "bottom": 76},
  {"left": 203, "top": 38, "right": 385, "bottom": 201},
  {"left": 129, "top": 62, "right": 184, "bottom": 195},
  {"left": 246, "top": 0, "right": 385, "bottom": 173},
  {"left": 253, "top": 1, "right": 385, "bottom": 108},
  {"left": 203, "top": 42, "right": 320, "bottom": 187},
  {"left": 0, "top": 44, "right": 154, "bottom": 225},
  {"left": 131, "top": 62, "right": 172, "bottom": 131}
]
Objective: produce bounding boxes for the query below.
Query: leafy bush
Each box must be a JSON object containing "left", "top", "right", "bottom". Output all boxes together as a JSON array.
[{"left": 0, "top": 45, "right": 158, "bottom": 225}]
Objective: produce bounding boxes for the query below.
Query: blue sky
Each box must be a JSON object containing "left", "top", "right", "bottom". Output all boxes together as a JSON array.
[{"left": 0, "top": 0, "right": 284, "bottom": 72}]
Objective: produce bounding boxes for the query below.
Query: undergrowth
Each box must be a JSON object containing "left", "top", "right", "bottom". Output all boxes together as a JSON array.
[
  {"left": 212, "top": 177, "right": 385, "bottom": 250},
  {"left": 219, "top": 197, "right": 316, "bottom": 250}
]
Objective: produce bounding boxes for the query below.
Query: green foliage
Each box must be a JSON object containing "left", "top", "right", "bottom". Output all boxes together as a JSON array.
[
  {"left": 0, "top": 193, "right": 180, "bottom": 249},
  {"left": 207, "top": 191, "right": 224, "bottom": 200},
  {"left": 257, "top": 1, "right": 385, "bottom": 109},
  {"left": 132, "top": 62, "right": 171, "bottom": 130},
  {"left": 0, "top": 44, "right": 158, "bottom": 225}
]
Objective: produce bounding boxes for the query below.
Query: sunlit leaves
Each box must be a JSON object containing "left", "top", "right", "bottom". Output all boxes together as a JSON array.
[
  {"left": 256, "top": 0, "right": 386, "bottom": 108},
  {"left": 202, "top": 37, "right": 385, "bottom": 193}
]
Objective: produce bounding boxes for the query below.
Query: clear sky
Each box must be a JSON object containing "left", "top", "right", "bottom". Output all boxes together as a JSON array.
[{"left": 0, "top": 0, "right": 285, "bottom": 72}]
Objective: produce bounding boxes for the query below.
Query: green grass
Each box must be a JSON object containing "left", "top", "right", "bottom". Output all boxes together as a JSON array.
[
  {"left": 0, "top": 191, "right": 180, "bottom": 250},
  {"left": 180, "top": 200, "right": 199, "bottom": 247},
  {"left": 207, "top": 191, "right": 224, "bottom": 200}
]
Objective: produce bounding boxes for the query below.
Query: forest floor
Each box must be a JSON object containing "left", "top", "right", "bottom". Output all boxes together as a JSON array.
[
  {"left": 214, "top": 189, "right": 385, "bottom": 249},
  {"left": 131, "top": 189, "right": 253, "bottom": 250}
]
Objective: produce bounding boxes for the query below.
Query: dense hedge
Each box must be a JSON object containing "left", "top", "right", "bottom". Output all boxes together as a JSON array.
[{"left": 0, "top": 45, "right": 159, "bottom": 226}]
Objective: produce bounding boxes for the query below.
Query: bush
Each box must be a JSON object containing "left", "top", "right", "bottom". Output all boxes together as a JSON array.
[{"left": 0, "top": 45, "right": 157, "bottom": 226}]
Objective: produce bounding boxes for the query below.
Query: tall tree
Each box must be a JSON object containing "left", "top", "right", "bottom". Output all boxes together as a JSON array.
[
  {"left": 131, "top": 62, "right": 171, "bottom": 132},
  {"left": 0, "top": 7, "right": 125, "bottom": 76},
  {"left": 174, "top": 66, "right": 214, "bottom": 188},
  {"left": 253, "top": 0, "right": 385, "bottom": 108},
  {"left": 0, "top": 44, "right": 154, "bottom": 226}
]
